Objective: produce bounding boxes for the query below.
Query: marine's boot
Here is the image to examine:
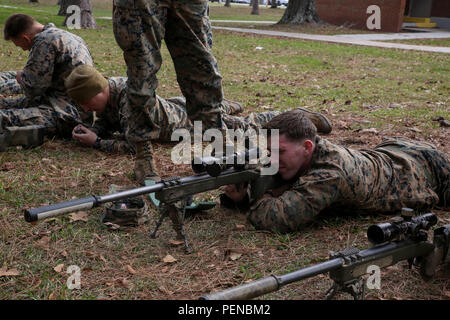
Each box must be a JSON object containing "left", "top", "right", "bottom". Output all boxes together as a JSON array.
[
  {"left": 221, "top": 99, "right": 244, "bottom": 115},
  {"left": 297, "top": 107, "right": 332, "bottom": 134},
  {"left": 134, "top": 140, "right": 160, "bottom": 186},
  {"left": 0, "top": 125, "right": 45, "bottom": 151},
  {"left": 0, "top": 130, "right": 10, "bottom": 152}
]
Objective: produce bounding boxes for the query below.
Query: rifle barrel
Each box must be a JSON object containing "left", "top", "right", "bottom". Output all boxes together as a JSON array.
[
  {"left": 201, "top": 258, "right": 343, "bottom": 300},
  {"left": 23, "top": 169, "right": 260, "bottom": 223},
  {"left": 24, "top": 182, "right": 166, "bottom": 222},
  {"left": 24, "top": 196, "right": 98, "bottom": 222}
]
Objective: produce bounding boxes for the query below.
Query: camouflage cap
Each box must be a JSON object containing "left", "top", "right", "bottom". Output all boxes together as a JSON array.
[{"left": 65, "top": 64, "right": 108, "bottom": 104}]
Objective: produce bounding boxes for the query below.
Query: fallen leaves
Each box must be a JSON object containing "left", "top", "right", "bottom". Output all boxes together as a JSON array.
[
  {"left": 169, "top": 239, "right": 184, "bottom": 246},
  {"left": 69, "top": 211, "right": 89, "bottom": 223},
  {"left": 0, "top": 264, "right": 20, "bottom": 277},
  {"left": 37, "top": 236, "right": 50, "bottom": 248},
  {"left": 224, "top": 249, "right": 246, "bottom": 261},
  {"left": 126, "top": 265, "right": 137, "bottom": 275},
  {"left": 0, "top": 162, "right": 15, "bottom": 171},
  {"left": 229, "top": 252, "right": 242, "bottom": 261},
  {"left": 163, "top": 254, "right": 177, "bottom": 264},
  {"left": 53, "top": 264, "right": 65, "bottom": 273}
]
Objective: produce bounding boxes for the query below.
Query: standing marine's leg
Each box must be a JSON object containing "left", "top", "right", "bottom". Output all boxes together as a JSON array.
[
  {"left": 113, "top": 0, "right": 166, "bottom": 141},
  {"left": 113, "top": 0, "right": 168, "bottom": 184},
  {"left": 165, "top": 0, "right": 226, "bottom": 129}
]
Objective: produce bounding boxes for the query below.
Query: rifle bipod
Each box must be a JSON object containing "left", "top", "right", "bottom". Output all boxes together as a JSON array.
[
  {"left": 325, "top": 278, "right": 366, "bottom": 300},
  {"left": 150, "top": 197, "right": 192, "bottom": 253}
]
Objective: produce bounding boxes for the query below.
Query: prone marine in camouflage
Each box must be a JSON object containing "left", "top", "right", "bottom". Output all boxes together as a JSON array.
[
  {"left": 0, "top": 14, "right": 93, "bottom": 142},
  {"left": 223, "top": 111, "right": 450, "bottom": 234},
  {"left": 112, "top": 0, "right": 228, "bottom": 143},
  {"left": 65, "top": 68, "right": 278, "bottom": 154}
]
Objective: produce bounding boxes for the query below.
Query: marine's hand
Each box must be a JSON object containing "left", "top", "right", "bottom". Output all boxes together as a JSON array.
[
  {"left": 72, "top": 125, "right": 97, "bottom": 146},
  {"left": 223, "top": 183, "right": 247, "bottom": 203},
  {"left": 16, "top": 71, "right": 23, "bottom": 82}
]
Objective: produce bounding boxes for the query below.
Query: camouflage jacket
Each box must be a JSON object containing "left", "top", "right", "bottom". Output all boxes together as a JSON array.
[
  {"left": 19, "top": 23, "right": 93, "bottom": 99},
  {"left": 91, "top": 77, "right": 190, "bottom": 153},
  {"left": 18, "top": 23, "right": 94, "bottom": 126},
  {"left": 247, "top": 137, "right": 449, "bottom": 233}
]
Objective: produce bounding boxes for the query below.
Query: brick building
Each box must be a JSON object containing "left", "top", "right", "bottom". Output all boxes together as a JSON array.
[{"left": 315, "top": 0, "right": 450, "bottom": 32}]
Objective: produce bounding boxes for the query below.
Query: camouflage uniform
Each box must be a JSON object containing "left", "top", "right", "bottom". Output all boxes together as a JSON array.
[
  {"left": 0, "top": 71, "right": 22, "bottom": 96},
  {"left": 0, "top": 23, "right": 94, "bottom": 136},
  {"left": 247, "top": 138, "right": 450, "bottom": 233},
  {"left": 92, "top": 77, "right": 277, "bottom": 154},
  {"left": 112, "top": 0, "right": 228, "bottom": 143}
]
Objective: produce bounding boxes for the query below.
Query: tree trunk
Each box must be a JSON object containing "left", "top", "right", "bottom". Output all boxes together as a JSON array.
[
  {"left": 270, "top": 0, "right": 278, "bottom": 9},
  {"left": 58, "top": 0, "right": 70, "bottom": 16},
  {"left": 278, "top": 0, "right": 321, "bottom": 24},
  {"left": 251, "top": 0, "right": 259, "bottom": 15},
  {"left": 29, "top": 0, "right": 39, "bottom": 3},
  {"left": 62, "top": 0, "right": 97, "bottom": 29},
  {"left": 224, "top": 0, "right": 231, "bottom": 7}
]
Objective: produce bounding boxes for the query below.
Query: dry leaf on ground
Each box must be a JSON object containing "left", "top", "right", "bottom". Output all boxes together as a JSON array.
[
  {"left": 53, "top": 264, "right": 64, "bottom": 273},
  {"left": 163, "top": 254, "right": 177, "bottom": 263},
  {"left": 126, "top": 265, "right": 137, "bottom": 275},
  {"left": 0, "top": 265, "right": 20, "bottom": 277},
  {"left": 69, "top": 211, "right": 89, "bottom": 222}
]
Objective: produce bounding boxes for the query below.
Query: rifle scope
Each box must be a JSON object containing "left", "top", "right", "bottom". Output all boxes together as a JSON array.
[
  {"left": 367, "top": 212, "right": 437, "bottom": 245},
  {"left": 192, "top": 148, "right": 260, "bottom": 177}
]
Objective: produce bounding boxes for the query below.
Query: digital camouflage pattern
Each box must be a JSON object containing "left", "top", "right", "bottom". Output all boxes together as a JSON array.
[
  {"left": 248, "top": 138, "right": 450, "bottom": 233},
  {"left": 91, "top": 77, "right": 276, "bottom": 154},
  {"left": 0, "top": 71, "right": 22, "bottom": 96},
  {"left": 112, "top": 0, "right": 228, "bottom": 143},
  {"left": 0, "top": 23, "right": 94, "bottom": 137},
  {"left": 91, "top": 77, "right": 190, "bottom": 153}
]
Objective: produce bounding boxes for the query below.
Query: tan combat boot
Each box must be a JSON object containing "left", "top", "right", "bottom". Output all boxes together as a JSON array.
[
  {"left": 297, "top": 107, "right": 332, "bottom": 134},
  {"left": 134, "top": 140, "right": 160, "bottom": 185}
]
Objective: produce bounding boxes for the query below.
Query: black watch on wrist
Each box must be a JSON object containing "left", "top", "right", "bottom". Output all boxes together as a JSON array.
[{"left": 93, "top": 136, "right": 102, "bottom": 149}]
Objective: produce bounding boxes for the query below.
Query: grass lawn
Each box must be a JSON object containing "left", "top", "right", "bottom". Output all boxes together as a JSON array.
[
  {"left": 384, "top": 38, "right": 450, "bottom": 48},
  {"left": 0, "top": 1, "right": 449, "bottom": 301}
]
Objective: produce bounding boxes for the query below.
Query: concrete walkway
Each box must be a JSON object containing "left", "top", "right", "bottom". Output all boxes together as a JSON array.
[
  {"left": 84, "top": 15, "right": 450, "bottom": 53},
  {"left": 212, "top": 26, "right": 450, "bottom": 54}
]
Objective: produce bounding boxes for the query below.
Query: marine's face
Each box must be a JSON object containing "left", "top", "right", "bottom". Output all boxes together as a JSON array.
[
  {"left": 11, "top": 34, "right": 33, "bottom": 51},
  {"left": 80, "top": 89, "right": 108, "bottom": 114},
  {"left": 268, "top": 134, "right": 314, "bottom": 180}
]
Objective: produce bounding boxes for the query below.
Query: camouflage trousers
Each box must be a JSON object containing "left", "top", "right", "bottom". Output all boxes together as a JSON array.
[
  {"left": 0, "top": 71, "right": 23, "bottom": 96},
  {"left": 0, "top": 103, "right": 58, "bottom": 135},
  {"left": 0, "top": 94, "right": 90, "bottom": 138},
  {"left": 375, "top": 139, "right": 450, "bottom": 208},
  {"left": 113, "top": 0, "right": 226, "bottom": 142}
]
